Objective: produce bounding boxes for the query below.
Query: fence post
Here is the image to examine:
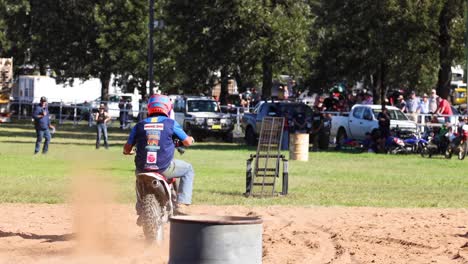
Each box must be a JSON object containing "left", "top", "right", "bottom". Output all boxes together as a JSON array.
[
  {"left": 18, "top": 100, "right": 22, "bottom": 120},
  {"left": 282, "top": 157, "right": 289, "bottom": 195},
  {"left": 245, "top": 155, "right": 254, "bottom": 196},
  {"left": 73, "top": 102, "right": 77, "bottom": 125},
  {"left": 59, "top": 101, "right": 63, "bottom": 125},
  {"left": 236, "top": 106, "right": 241, "bottom": 128}
]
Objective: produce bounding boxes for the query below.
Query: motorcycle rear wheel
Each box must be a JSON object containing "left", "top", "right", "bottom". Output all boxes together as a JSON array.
[
  {"left": 420, "top": 146, "right": 430, "bottom": 158},
  {"left": 141, "top": 194, "right": 164, "bottom": 242},
  {"left": 444, "top": 145, "right": 453, "bottom": 159},
  {"left": 458, "top": 141, "right": 467, "bottom": 160}
]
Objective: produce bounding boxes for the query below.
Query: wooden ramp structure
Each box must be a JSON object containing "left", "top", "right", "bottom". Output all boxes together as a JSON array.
[{"left": 245, "top": 117, "right": 289, "bottom": 197}]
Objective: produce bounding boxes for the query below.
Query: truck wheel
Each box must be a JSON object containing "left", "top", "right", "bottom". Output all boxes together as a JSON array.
[
  {"left": 336, "top": 128, "right": 347, "bottom": 149},
  {"left": 245, "top": 126, "right": 257, "bottom": 146},
  {"left": 223, "top": 132, "right": 233, "bottom": 143},
  {"left": 185, "top": 125, "right": 201, "bottom": 142}
]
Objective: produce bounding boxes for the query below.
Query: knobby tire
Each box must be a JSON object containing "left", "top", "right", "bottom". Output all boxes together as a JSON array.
[{"left": 141, "top": 194, "right": 163, "bottom": 242}]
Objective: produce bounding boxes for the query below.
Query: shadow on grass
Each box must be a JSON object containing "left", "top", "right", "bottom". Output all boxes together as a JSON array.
[
  {"left": 0, "top": 129, "right": 129, "bottom": 141},
  {"left": 1, "top": 140, "right": 126, "bottom": 148},
  {"left": 0, "top": 230, "right": 74, "bottom": 243},
  {"left": 191, "top": 143, "right": 254, "bottom": 151}
]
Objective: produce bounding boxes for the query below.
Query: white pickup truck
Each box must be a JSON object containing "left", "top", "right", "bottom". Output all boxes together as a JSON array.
[{"left": 330, "top": 104, "right": 417, "bottom": 143}]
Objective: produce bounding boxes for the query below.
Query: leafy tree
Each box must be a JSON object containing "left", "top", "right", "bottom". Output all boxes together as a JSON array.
[
  {"left": 0, "top": 0, "right": 31, "bottom": 73},
  {"left": 311, "top": 0, "right": 464, "bottom": 102},
  {"left": 165, "top": 0, "right": 312, "bottom": 100},
  {"left": 436, "top": 0, "right": 464, "bottom": 99}
]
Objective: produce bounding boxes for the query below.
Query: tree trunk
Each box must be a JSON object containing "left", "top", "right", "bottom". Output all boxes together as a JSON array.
[
  {"left": 100, "top": 72, "right": 111, "bottom": 102},
  {"left": 233, "top": 66, "right": 242, "bottom": 92},
  {"left": 220, "top": 67, "right": 229, "bottom": 105},
  {"left": 139, "top": 79, "right": 147, "bottom": 101},
  {"left": 377, "top": 62, "right": 387, "bottom": 107},
  {"left": 262, "top": 55, "right": 273, "bottom": 99},
  {"left": 436, "top": 1, "right": 455, "bottom": 100}
]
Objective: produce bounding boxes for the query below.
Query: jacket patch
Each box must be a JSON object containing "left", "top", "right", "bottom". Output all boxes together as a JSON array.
[
  {"left": 144, "top": 123, "right": 164, "bottom": 130},
  {"left": 145, "top": 145, "right": 160, "bottom": 151},
  {"left": 146, "top": 152, "right": 157, "bottom": 164}
]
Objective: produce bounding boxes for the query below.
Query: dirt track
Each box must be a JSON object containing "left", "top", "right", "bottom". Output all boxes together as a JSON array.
[{"left": 0, "top": 204, "right": 467, "bottom": 264}]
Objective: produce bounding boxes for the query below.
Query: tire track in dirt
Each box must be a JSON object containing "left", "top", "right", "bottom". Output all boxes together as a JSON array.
[{"left": 258, "top": 209, "right": 356, "bottom": 264}]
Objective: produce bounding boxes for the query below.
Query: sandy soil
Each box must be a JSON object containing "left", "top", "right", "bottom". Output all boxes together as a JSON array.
[{"left": 0, "top": 204, "right": 466, "bottom": 264}]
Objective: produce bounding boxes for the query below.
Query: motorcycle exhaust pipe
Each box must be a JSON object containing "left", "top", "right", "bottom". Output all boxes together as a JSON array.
[{"left": 152, "top": 180, "right": 160, "bottom": 188}]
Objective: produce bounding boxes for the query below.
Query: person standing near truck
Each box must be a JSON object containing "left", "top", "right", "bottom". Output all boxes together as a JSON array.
[
  {"left": 94, "top": 104, "right": 111, "bottom": 149},
  {"left": 119, "top": 97, "right": 127, "bottom": 129},
  {"left": 32, "top": 96, "right": 55, "bottom": 154},
  {"left": 377, "top": 106, "right": 391, "bottom": 153}
]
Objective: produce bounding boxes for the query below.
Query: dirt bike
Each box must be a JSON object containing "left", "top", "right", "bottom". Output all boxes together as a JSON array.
[
  {"left": 445, "top": 124, "right": 468, "bottom": 160},
  {"left": 420, "top": 126, "right": 451, "bottom": 159},
  {"left": 132, "top": 140, "right": 186, "bottom": 242}
]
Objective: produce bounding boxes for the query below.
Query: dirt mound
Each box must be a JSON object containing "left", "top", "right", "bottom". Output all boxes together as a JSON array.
[{"left": 0, "top": 204, "right": 467, "bottom": 264}]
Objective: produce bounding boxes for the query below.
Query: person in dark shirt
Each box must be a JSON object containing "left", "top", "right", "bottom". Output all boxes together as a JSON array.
[
  {"left": 377, "top": 106, "right": 391, "bottom": 153},
  {"left": 94, "top": 104, "right": 111, "bottom": 149},
  {"left": 123, "top": 94, "right": 194, "bottom": 215},
  {"left": 32, "top": 96, "right": 55, "bottom": 154},
  {"left": 118, "top": 98, "right": 127, "bottom": 129}
]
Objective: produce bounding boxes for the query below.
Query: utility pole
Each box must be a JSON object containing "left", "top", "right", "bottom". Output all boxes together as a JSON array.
[
  {"left": 465, "top": 0, "right": 468, "bottom": 110},
  {"left": 148, "top": 0, "right": 155, "bottom": 96}
]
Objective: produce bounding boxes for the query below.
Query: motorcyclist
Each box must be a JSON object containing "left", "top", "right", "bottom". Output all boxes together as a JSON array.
[{"left": 123, "top": 94, "right": 195, "bottom": 216}]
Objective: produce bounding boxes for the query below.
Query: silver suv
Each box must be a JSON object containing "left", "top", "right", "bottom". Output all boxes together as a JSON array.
[{"left": 173, "top": 96, "right": 234, "bottom": 142}]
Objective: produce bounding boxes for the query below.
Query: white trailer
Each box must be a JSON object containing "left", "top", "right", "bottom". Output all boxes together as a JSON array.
[{"left": 12, "top": 75, "right": 102, "bottom": 104}]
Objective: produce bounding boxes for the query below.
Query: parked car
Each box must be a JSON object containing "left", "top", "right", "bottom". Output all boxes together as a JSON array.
[
  {"left": 90, "top": 93, "right": 141, "bottom": 119},
  {"left": 331, "top": 104, "right": 417, "bottom": 145},
  {"left": 241, "top": 101, "right": 323, "bottom": 146},
  {"left": 173, "top": 96, "right": 234, "bottom": 142}
]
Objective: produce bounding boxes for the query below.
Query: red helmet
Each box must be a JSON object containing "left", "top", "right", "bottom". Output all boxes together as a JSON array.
[{"left": 147, "top": 94, "right": 172, "bottom": 116}]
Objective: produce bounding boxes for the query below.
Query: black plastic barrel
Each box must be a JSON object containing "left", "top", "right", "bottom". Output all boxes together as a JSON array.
[{"left": 169, "top": 215, "right": 263, "bottom": 264}]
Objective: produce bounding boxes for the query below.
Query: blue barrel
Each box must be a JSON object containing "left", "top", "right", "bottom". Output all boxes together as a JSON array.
[{"left": 169, "top": 215, "right": 263, "bottom": 264}]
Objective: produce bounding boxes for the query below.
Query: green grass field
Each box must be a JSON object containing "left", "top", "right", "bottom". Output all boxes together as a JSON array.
[{"left": 0, "top": 120, "right": 467, "bottom": 208}]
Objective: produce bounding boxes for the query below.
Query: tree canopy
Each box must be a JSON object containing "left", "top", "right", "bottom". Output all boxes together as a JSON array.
[{"left": 0, "top": 0, "right": 465, "bottom": 100}]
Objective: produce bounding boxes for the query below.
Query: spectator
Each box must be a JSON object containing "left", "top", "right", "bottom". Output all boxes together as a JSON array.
[
  {"left": 94, "top": 104, "right": 111, "bottom": 149},
  {"left": 310, "top": 105, "right": 324, "bottom": 152},
  {"left": 277, "top": 84, "right": 289, "bottom": 100},
  {"left": 250, "top": 88, "right": 260, "bottom": 106},
  {"left": 396, "top": 95, "right": 407, "bottom": 112},
  {"left": 290, "top": 80, "right": 298, "bottom": 97},
  {"left": 377, "top": 106, "right": 391, "bottom": 153},
  {"left": 406, "top": 91, "right": 420, "bottom": 121},
  {"left": 362, "top": 93, "right": 373, "bottom": 104},
  {"left": 436, "top": 97, "right": 453, "bottom": 123},
  {"left": 417, "top": 93, "right": 430, "bottom": 123},
  {"left": 292, "top": 110, "right": 307, "bottom": 133},
  {"left": 138, "top": 97, "right": 148, "bottom": 122},
  {"left": 81, "top": 100, "right": 92, "bottom": 127},
  {"left": 323, "top": 94, "right": 338, "bottom": 111},
  {"left": 362, "top": 132, "right": 376, "bottom": 153},
  {"left": 314, "top": 95, "right": 325, "bottom": 111},
  {"left": 32, "top": 96, "right": 55, "bottom": 154},
  {"left": 119, "top": 97, "right": 127, "bottom": 129},
  {"left": 428, "top": 89, "right": 438, "bottom": 113},
  {"left": 125, "top": 98, "right": 133, "bottom": 126}
]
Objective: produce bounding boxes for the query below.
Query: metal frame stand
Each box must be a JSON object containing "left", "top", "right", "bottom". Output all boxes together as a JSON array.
[{"left": 245, "top": 117, "right": 289, "bottom": 197}]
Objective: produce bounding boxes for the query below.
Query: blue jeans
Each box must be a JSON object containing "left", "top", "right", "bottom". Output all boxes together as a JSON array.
[
  {"left": 161, "top": 159, "right": 195, "bottom": 204},
  {"left": 35, "top": 129, "right": 51, "bottom": 154},
  {"left": 96, "top": 123, "right": 108, "bottom": 148},
  {"left": 135, "top": 159, "right": 194, "bottom": 216}
]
